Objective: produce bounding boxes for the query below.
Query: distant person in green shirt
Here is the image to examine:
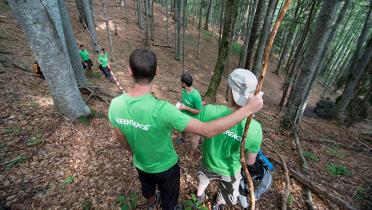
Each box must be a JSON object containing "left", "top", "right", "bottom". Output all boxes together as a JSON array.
[
  {"left": 176, "top": 73, "right": 203, "bottom": 144},
  {"left": 191, "top": 69, "right": 263, "bottom": 210},
  {"left": 98, "top": 48, "right": 113, "bottom": 81},
  {"left": 79, "top": 45, "right": 92, "bottom": 71},
  {"left": 108, "top": 49, "right": 264, "bottom": 210}
]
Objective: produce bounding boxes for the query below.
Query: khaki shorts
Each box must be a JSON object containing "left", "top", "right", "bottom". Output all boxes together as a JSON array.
[{"left": 197, "top": 166, "right": 242, "bottom": 206}]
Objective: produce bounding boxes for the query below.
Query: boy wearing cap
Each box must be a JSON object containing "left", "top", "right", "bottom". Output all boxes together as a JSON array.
[
  {"left": 191, "top": 69, "right": 263, "bottom": 209},
  {"left": 176, "top": 73, "right": 203, "bottom": 143},
  {"left": 108, "top": 49, "right": 263, "bottom": 210}
]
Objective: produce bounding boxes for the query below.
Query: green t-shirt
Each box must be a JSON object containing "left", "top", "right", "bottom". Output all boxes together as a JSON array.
[
  {"left": 181, "top": 88, "right": 203, "bottom": 117},
  {"left": 79, "top": 49, "right": 90, "bottom": 61},
  {"left": 98, "top": 54, "right": 108, "bottom": 67},
  {"left": 108, "top": 93, "right": 192, "bottom": 173},
  {"left": 198, "top": 105, "right": 263, "bottom": 176}
]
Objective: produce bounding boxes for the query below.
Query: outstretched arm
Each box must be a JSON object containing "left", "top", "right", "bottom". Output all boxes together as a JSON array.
[
  {"left": 184, "top": 92, "right": 263, "bottom": 138},
  {"left": 113, "top": 128, "right": 132, "bottom": 154},
  {"left": 179, "top": 104, "right": 200, "bottom": 115}
]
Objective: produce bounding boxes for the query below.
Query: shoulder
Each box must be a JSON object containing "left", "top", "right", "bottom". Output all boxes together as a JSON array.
[
  {"left": 199, "top": 104, "right": 230, "bottom": 121},
  {"left": 109, "top": 94, "right": 126, "bottom": 110},
  {"left": 250, "top": 119, "right": 263, "bottom": 132}
]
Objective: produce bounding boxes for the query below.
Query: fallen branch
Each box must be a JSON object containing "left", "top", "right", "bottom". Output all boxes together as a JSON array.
[
  {"left": 302, "top": 138, "right": 372, "bottom": 154},
  {"left": 152, "top": 44, "right": 172, "bottom": 48},
  {"left": 267, "top": 154, "right": 357, "bottom": 210},
  {"left": 293, "top": 125, "right": 314, "bottom": 209},
  {"left": 273, "top": 151, "right": 290, "bottom": 210}
]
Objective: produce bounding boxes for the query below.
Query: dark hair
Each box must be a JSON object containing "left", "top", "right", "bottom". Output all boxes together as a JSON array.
[
  {"left": 101, "top": 48, "right": 105, "bottom": 52},
  {"left": 129, "top": 48, "right": 157, "bottom": 84},
  {"left": 80, "top": 45, "right": 84, "bottom": 48},
  {"left": 181, "top": 73, "right": 193, "bottom": 87}
]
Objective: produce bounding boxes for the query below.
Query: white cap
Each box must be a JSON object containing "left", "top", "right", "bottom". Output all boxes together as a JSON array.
[{"left": 227, "top": 68, "right": 258, "bottom": 106}]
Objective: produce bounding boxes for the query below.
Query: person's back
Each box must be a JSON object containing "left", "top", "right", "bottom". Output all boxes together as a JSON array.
[
  {"left": 109, "top": 93, "right": 190, "bottom": 173},
  {"left": 198, "top": 104, "right": 262, "bottom": 176}
]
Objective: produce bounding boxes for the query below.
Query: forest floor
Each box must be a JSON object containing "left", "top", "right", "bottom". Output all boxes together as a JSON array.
[{"left": 0, "top": 0, "right": 371, "bottom": 209}]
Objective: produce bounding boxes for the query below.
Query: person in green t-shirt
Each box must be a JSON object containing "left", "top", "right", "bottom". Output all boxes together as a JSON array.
[
  {"left": 108, "top": 48, "right": 264, "bottom": 210},
  {"left": 98, "top": 48, "right": 113, "bottom": 81},
  {"left": 79, "top": 45, "right": 92, "bottom": 71},
  {"left": 176, "top": 73, "right": 203, "bottom": 144},
  {"left": 191, "top": 69, "right": 263, "bottom": 210}
]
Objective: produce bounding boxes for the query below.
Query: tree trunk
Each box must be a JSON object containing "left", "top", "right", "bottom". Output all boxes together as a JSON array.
[
  {"left": 252, "top": 0, "right": 276, "bottom": 75},
  {"left": 75, "top": 0, "right": 87, "bottom": 25},
  {"left": 335, "top": 36, "right": 372, "bottom": 118},
  {"left": 283, "top": 0, "right": 340, "bottom": 129},
  {"left": 175, "top": 0, "right": 182, "bottom": 60},
  {"left": 166, "top": 0, "right": 170, "bottom": 45},
  {"left": 8, "top": 0, "right": 90, "bottom": 119},
  {"left": 58, "top": 0, "right": 87, "bottom": 86},
  {"left": 121, "top": 0, "right": 129, "bottom": 23},
  {"left": 239, "top": 0, "right": 257, "bottom": 67},
  {"left": 103, "top": 0, "right": 115, "bottom": 61},
  {"left": 183, "top": 0, "right": 188, "bottom": 28},
  {"left": 144, "top": 0, "right": 151, "bottom": 46},
  {"left": 82, "top": 0, "right": 100, "bottom": 52},
  {"left": 204, "top": 0, "right": 238, "bottom": 102},
  {"left": 136, "top": 0, "right": 144, "bottom": 29},
  {"left": 244, "top": 0, "right": 268, "bottom": 70},
  {"left": 204, "top": 0, "right": 212, "bottom": 31},
  {"left": 197, "top": 0, "right": 203, "bottom": 59}
]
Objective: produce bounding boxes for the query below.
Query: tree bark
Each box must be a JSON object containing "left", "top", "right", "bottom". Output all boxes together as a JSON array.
[
  {"left": 335, "top": 36, "right": 372, "bottom": 118},
  {"left": 8, "top": 0, "right": 90, "bottom": 119},
  {"left": 204, "top": 0, "right": 212, "bottom": 30},
  {"left": 196, "top": 0, "right": 204, "bottom": 59},
  {"left": 175, "top": 0, "right": 182, "bottom": 60},
  {"left": 252, "top": 0, "right": 276, "bottom": 75},
  {"left": 335, "top": 1, "right": 372, "bottom": 117},
  {"left": 283, "top": 0, "right": 340, "bottom": 129},
  {"left": 81, "top": 0, "right": 100, "bottom": 52},
  {"left": 239, "top": 0, "right": 257, "bottom": 67},
  {"left": 58, "top": 0, "right": 87, "bottom": 86},
  {"left": 136, "top": 0, "right": 144, "bottom": 29},
  {"left": 244, "top": 0, "right": 268, "bottom": 70},
  {"left": 103, "top": 0, "right": 115, "bottom": 61},
  {"left": 204, "top": 0, "right": 238, "bottom": 102}
]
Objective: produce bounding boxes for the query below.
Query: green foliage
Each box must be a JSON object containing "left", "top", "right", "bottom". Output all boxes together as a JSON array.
[
  {"left": 63, "top": 176, "right": 75, "bottom": 185},
  {"left": 231, "top": 42, "right": 242, "bottom": 56},
  {"left": 91, "top": 71, "right": 102, "bottom": 79},
  {"left": 78, "top": 109, "right": 105, "bottom": 125},
  {"left": 326, "top": 147, "right": 346, "bottom": 159},
  {"left": 303, "top": 151, "right": 320, "bottom": 162},
  {"left": 326, "top": 163, "right": 351, "bottom": 176},
  {"left": 4, "top": 155, "right": 27, "bottom": 170},
  {"left": 117, "top": 192, "right": 137, "bottom": 210},
  {"left": 287, "top": 193, "right": 293, "bottom": 207},
  {"left": 4, "top": 126, "right": 22, "bottom": 135},
  {"left": 184, "top": 193, "right": 208, "bottom": 210},
  {"left": 82, "top": 199, "right": 92, "bottom": 210},
  {"left": 353, "top": 186, "right": 366, "bottom": 201},
  {"left": 202, "top": 30, "right": 213, "bottom": 41},
  {"left": 26, "top": 133, "right": 43, "bottom": 146}
]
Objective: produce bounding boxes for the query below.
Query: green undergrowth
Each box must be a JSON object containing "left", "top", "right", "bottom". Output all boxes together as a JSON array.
[
  {"left": 303, "top": 151, "right": 320, "bottom": 162},
  {"left": 326, "top": 163, "right": 351, "bottom": 176},
  {"left": 184, "top": 193, "right": 208, "bottom": 210},
  {"left": 117, "top": 192, "right": 137, "bottom": 210},
  {"left": 78, "top": 109, "right": 105, "bottom": 125}
]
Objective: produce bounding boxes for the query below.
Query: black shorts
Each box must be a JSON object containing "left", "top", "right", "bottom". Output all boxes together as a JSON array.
[{"left": 137, "top": 163, "right": 180, "bottom": 210}]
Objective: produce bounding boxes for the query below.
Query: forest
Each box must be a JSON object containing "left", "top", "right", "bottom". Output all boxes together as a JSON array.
[{"left": 0, "top": 0, "right": 371, "bottom": 209}]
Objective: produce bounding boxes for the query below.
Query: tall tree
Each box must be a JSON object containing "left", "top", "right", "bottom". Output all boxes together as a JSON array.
[
  {"left": 175, "top": 0, "right": 182, "bottom": 60},
  {"left": 335, "top": 36, "right": 372, "bottom": 118},
  {"left": 334, "top": 0, "right": 372, "bottom": 118},
  {"left": 204, "top": 0, "right": 213, "bottom": 30},
  {"left": 204, "top": 0, "right": 238, "bottom": 102},
  {"left": 79, "top": 0, "right": 100, "bottom": 52},
  {"left": 283, "top": 0, "right": 340, "bottom": 128},
  {"left": 58, "top": 0, "right": 87, "bottom": 86},
  {"left": 244, "top": 0, "right": 268, "bottom": 70},
  {"left": 103, "top": 0, "right": 115, "bottom": 61},
  {"left": 136, "top": 0, "right": 144, "bottom": 29},
  {"left": 8, "top": 0, "right": 90, "bottom": 119},
  {"left": 252, "top": 0, "right": 276, "bottom": 75},
  {"left": 196, "top": 0, "right": 204, "bottom": 59}
]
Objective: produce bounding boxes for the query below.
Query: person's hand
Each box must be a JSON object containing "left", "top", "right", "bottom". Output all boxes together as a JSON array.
[
  {"left": 179, "top": 104, "right": 187, "bottom": 111},
  {"left": 244, "top": 91, "right": 264, "bottom": 114}
]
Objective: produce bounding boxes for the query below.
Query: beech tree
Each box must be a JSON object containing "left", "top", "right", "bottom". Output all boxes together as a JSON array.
[{"left": 8, "top": 0, "right": 90, "bottom": 120}]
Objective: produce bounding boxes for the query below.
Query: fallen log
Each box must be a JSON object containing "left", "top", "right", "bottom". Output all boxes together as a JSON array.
[{"left": 269, "top": 157, "right": 357, "bottom": 210}]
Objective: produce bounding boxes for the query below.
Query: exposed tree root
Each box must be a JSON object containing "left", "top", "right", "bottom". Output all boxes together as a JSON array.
[{"left": 273, "top": 151, "right": 291, "bottom": 210}]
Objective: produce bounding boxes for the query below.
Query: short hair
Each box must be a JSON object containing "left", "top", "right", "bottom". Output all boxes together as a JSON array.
[
  {"left": 181, "top": 73, "right": 193, "bottom": 87},
  {"left": 101, "top": 48, "right": 105, "bottom": 52},
  {"left": 79, "top": 44, "right": 84, "bottom": 48},
  {"left": 129, "top": 48, "right": 157, "bottom": 84}
]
